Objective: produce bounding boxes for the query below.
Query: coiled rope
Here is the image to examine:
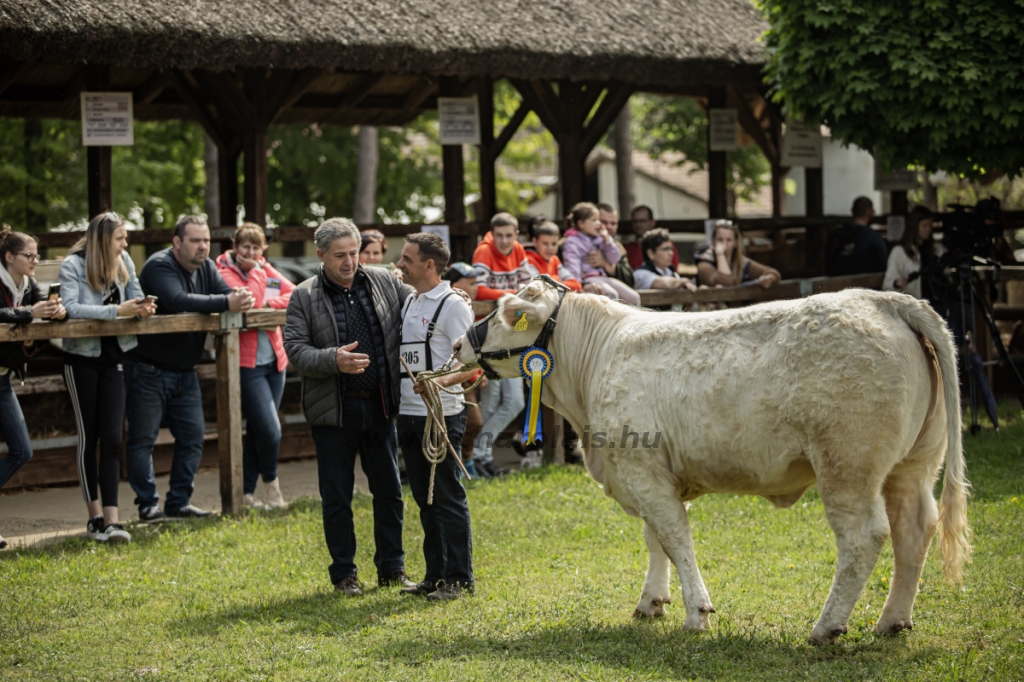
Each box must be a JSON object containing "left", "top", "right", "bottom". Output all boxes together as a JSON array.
[{"left": 400, "top": 356, "right": 485, "bottom": 504}]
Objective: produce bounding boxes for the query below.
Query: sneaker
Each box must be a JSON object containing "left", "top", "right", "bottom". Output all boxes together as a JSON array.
[
  {"left": 242, "top": 493, "right": 269, "bottom": 511},
  {"left": 87, "top": 516, "right": 109, "bottom": 542},
  {"left": 426, "top": 583, "right": 472, "bottom": 601},
  {"left": 522, "top": 450, "right": 542, "bottom": 470},
  {"left": 139, "top": 505, "right": 166, "bottom": 523},
  {"left": 165, "top": 504, "right": 213, "bottom": 519},
  {"left": 334, "top": 575, "right": 363, "bottom": 597},
  {"left": 474, "top": 460, "right": 509, "bottom": 479},
  {"left": 0, "top": 533, "right": 6, "bottom": 550},
  {"left": 379, "top": 570, "right": 418, "bottom": 589},
  {"left": 263, "top": 478, "right": 287, "bottom": 509},
  {"left": 400, "top": 580, "right": 437, "bottom": 596},
  {"left": 472, "top": 459, "right": 494, "bottom": 479},
  {"left": 103, "top": 523, "right": 131, "bottom": 544},
  {"left": 461, "top": 459, "right": 478, "bottom": 480}
]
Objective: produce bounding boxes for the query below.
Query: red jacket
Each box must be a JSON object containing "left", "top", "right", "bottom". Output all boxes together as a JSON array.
[
  {"left": 215, "top": 252, "right": 295, "bottom": 371},
  {"left": 471, "top": 232, "right": 533, "bottom": 300},
  {"left": 523, "top": 246, "right": 583, "bottom": 292}
]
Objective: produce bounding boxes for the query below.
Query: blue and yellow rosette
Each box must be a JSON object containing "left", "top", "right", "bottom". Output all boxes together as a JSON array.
[{"left": 519, "top": 347, "right": 554, "bottom": 445}]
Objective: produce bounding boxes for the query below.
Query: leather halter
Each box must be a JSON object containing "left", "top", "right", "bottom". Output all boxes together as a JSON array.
[{"left": 466, "top": 274, "right": 569, "bottom": 379}]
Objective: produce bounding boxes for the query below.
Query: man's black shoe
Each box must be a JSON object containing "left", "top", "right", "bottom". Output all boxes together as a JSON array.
[
  {"left": 400, "top": 581, "right": 436, "bottom": 596},
  {"left": 164, "top": 504, "right": 213, "bottom": 519},
  {"left": 379, "top": 570, "right": 418, "bottom": 589},
  {"left": 139, "top": 505, "right": 166, "bottom": 523},
  {"left": 334, "top": 575, "right": 363, "bottom": 596},
  {"left": 426, "top": 582, "right": 473, "bottom": 601},
  {"left": 475, "top": 460, "right": 509, "bottom": 478}
]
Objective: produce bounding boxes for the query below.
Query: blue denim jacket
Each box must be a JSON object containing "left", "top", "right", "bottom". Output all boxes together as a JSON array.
[{"left": 58, "top": 251, "right": 144, "bottom": 358}]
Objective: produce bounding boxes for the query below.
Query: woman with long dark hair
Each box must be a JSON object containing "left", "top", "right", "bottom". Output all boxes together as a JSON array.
[
  {"left": 884, "top": 206, "right": 943, "bottom": 300},
  {"left": 0, "top": 226, "right": 66, "bottom": 548},
  {"left": 59, "top": 212, "right": 155, "bottom": 543}
]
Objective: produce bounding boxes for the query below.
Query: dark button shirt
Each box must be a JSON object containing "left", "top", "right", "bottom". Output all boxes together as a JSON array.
[
  {"left": 825, "top": 223, "right": 888, "bottom": 277},
  {"left": 324, "top": 274, "right": 381, "bottom": 394}
]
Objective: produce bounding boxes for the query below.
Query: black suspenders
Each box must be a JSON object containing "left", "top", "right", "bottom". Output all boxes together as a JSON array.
[{"left": 402, "top": 291, "right": 457, "bottom": 372}]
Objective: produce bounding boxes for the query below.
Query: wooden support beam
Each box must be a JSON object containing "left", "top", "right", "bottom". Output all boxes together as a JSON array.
[
  {"left": 61, "top": 66, "right": 88, "bottom": 102},
  {"left": 891, "top": 190, "right": 908, "bottom": 216},
  {"left": 86, "top": 64, "right": 112, "bottom": 218},
  {"left": 337, "top": 73, "right": 385, "bottom": 111},
  {"left": 0, "top": 61, "right": 28, "bottom": 98},
  {"left": 166, "top": 70, "right": 228, "bottom": 149},
  {"left": 707, "top": 86, "right": 728, "bottom": 219},
  {"left": 803, "top": 167, "right": 826, "bottom": 275},
  {"left": 243, "top": 128, "right": 268, "bottom": 225},
  {"left": 133, "top": 71, "right": 167, "bottom": 106},
  {"left": 267, "top": 68, "right": 322, "bottom": 124},
  {"left": 402, "top": 76, "right": 436, "bottom": 112},
  {"left": 477, "top": 77, "right": 497, "bottom": 223},
  {"left": 767, "top": 103, "right": 787, "bottom": 218},
  {"left": 215, "top": 327, "right": 243, "bottom": 515},
  {"left": 491, "top": 101, "right": 530, "bottom": 158},
  {"left": 440, "top": 76, "right": 466, "bottom": 225},
  {"left": 727, "top": 85, "right": 777, "bottom": 164},
  {"left": 219, "top": 145, "right": 241, "bottom": 228},
  {"left": 508, "top": 79, "right": 563, "bottom": 135},
  {"left": 580, "top": 83, "right": 634, "bottom": 156}
]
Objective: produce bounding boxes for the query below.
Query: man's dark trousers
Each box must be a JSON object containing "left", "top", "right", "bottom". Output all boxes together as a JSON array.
[
  {"left": 397, "top": 410, "right": 473, "bottom": 588},
  {"left": 312, "top": 396, "right": 405, "bottom": 585}
]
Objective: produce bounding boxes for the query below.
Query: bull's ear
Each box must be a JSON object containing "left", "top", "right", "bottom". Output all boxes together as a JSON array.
[{"left": 502, "top": 298, "right": 542, "bottom": 327}]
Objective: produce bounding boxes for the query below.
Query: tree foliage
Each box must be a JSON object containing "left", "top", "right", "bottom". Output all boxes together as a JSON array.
[
  {"left": 631, "top": 95, "right": 770, "bottom": 208},
  {"left": 761, "top": 0, "right": 1024, "bottom": 177}
]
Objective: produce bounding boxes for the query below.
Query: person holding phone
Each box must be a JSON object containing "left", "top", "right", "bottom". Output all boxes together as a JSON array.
[
  {"left": 0, "top": 225, "right": 66, "bottom": 548},
  {"left": 59, "top": 212, "right": 156, "bottom": 543},
  {"left": 215, "top": 223, "right": 295, "bottom": 510}
]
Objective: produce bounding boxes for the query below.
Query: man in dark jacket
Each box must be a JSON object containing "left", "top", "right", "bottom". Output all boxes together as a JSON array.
[
  {"left": 825, "top": 196, "right": 888, "bottom": 277},
  {"left": 284, "top": 217, "right": 416, "bottom": 596},
  {"left": 126, "top": 216, "right": 253, "bottom": 522}
]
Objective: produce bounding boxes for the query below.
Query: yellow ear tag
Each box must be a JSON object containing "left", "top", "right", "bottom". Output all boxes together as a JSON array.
[{"left": 514, "top": 311, "right": 529, "bottom": 332}]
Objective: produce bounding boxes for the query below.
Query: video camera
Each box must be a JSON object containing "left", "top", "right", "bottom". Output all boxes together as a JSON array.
[{"left": 937, "top": 198, "right": 1004, "bottom": 264}]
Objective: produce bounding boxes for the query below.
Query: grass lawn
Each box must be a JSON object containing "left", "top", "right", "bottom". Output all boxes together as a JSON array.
[{"left": 2, "top": 409, "right": 1023, "bottom": 681}]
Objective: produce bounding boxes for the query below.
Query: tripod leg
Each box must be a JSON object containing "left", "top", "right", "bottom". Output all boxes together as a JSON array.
[{"left": 977, "top": 298, "right": 1024, "bottom": 411}]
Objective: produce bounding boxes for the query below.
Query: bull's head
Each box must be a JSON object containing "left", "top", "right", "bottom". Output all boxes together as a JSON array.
[{"left": 455, "top": 276, "right": 567, "bottom": 379}]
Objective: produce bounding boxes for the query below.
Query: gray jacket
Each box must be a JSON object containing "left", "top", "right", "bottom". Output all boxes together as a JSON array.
[
  {"left": 58, "top": 251, "right": 144, "bottom": 357},
  {"left": 284, "top": 265, "right": 413, "bottom": 427}
]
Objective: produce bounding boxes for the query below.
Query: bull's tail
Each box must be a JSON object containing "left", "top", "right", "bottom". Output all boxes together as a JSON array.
[{"left": 888, "top": 294, "right": 972, "bottom": 583}]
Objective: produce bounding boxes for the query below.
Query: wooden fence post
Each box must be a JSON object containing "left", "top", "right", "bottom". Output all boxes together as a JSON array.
[{"left": 215, "top": 312, "right": 244, "bottom": 514}]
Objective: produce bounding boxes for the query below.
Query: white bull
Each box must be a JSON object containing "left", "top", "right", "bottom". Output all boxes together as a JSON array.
[{"left": 455, "top": 279, "right": 971, "bottom": 644}]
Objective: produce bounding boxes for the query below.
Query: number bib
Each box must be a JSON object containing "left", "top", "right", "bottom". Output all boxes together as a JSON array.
[{"left": 400, "top": 342, "right": 427, "bottom": 374}]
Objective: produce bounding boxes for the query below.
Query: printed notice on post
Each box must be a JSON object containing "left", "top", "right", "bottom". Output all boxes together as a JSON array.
[
  {"left": 422, "top": 224, "right": 451, "bottom": 249},
  {"left": 780, "top": 119, "right": 821, "bottom": 168},
  {"left": 438, "top": 97, "right": 480, "bottom": 146},
  {"left": 708, "top": 109, "right": 738, "bottom": 151},
  {"left": 81, "top": 92, "right": 134, "bottom": 146}
]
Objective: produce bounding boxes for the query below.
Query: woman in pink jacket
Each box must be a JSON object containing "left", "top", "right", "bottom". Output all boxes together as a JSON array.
[
  {"left": 561, "top": 202, "right": 641, "bottom": 305},
  {"left": 216, "top": 223, "right": 295, "bottom": 510}
]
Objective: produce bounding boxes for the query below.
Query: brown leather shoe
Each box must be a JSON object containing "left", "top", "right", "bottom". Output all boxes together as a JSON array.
[
  {"left": 426, "top": 582, "right": 473, "bottom": 601},
  {"left": 334, "top": 575, "right": 363, "bottom": 596},
  {"left": 400, "top": 581, "right": 436, "bottom": 596},
  {"left": 378, "top": 570, "right": 418, "bottom": 589}
]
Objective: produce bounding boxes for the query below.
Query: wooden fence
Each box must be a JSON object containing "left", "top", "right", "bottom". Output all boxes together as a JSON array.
[{"left": 3, "top": 267, "right": 1021, "bottom": 512}]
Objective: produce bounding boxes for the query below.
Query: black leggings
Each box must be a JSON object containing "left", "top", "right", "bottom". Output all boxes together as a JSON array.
[{"left": 63, "top": 361, "right": 126, "bottom": 506}]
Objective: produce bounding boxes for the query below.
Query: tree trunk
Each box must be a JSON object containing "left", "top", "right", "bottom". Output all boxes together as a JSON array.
[
  {"left": 204, "top": 131, "right": 221, "bottom": 226},
  {"left": 612, "top": 103, "right": 634, "bottom": 217},
  {"left": 353, "top": 125, "right": 379, "bottom": 224}
]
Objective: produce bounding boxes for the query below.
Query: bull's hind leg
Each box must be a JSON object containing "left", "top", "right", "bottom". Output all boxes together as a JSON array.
[
  {"left": 875, "top": 462, "right": 940, "bottom": 635},
  {"left": 609, "top": 458, "right": 712, "bottom": 631},
  {"left": 634, "top": 522, "right": 672, "bottom": 618},
  {"left": 811, "top": 482, "right": 890, "bottom": 644}
]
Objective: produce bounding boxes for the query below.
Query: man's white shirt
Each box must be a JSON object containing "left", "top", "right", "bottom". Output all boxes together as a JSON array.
[{"left": 398, "top": 281, "right": 475, "bottom": 417}]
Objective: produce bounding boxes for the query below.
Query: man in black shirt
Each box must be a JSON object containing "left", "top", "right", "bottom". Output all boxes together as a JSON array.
[
  {"left": 126, "top": 216, "right": 254, "bottom": 521},
  {"left": 825, "top": 196, "right": 889, "bottom": 277},
  {"left": 284, "top": 218, "right": 416, "bottom": 596}
]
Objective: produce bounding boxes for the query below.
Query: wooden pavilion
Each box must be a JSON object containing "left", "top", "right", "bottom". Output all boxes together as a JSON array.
[{"left": 0, "top": 0, "right": 802, "bottom": 256}]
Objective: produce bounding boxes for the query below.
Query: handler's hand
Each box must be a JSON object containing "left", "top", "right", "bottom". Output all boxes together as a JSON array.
[
  {"left": 413, "top": 380, "right": 427, "bottom": 394},
  {"left": 336, "top": 341, "right": 370, "bottom": 374},
  {"left": 895, "top": 276, "right": 909, "bottom": 289}
]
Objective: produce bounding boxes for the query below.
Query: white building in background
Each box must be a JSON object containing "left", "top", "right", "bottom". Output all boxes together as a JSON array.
[{"left": 784, "top": 135, "right": 881, "bottom": 217}]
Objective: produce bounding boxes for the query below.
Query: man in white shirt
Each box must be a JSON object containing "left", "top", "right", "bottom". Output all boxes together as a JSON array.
[{"left": 394, "top": 233, "right": 479, "bottom": 600}]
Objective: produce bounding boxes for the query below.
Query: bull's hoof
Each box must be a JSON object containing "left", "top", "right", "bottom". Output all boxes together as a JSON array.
[
  {"left": 633, "top": 597, "right": 668, "bottom": 618},
  {"left": 698, "top": 605, "right": 716, "bottom": 614},
  {"left": 682, "top": 616, "right": 709, "bottom": 632},
  {"left": 874, "top": 619, "right": 913, "bottom": 636},
  {"left": 808, "top": 625, "right": 848, "bottom": 645}
]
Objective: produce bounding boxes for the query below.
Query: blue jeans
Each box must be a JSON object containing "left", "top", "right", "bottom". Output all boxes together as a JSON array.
[
  {"left": 0, "top": 372, "right": 32, "bottom": 489},
  {"left": 398, "top": 410, "right": 473, "bottom": 588},
  {"left": 311, "top": 398, "right": 405, "bottom": 585},
  {"left": 240, "top": 363, "right": 285, "bottom": 494},
  {"left": 475, "top": 377, "right": 525, "bottom": 463},
  {"left": 124, "top": 361, "right": 206, "bottom": 512}
]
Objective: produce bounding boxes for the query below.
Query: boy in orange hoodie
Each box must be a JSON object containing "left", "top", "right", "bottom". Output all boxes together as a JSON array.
[
  {"left": 471, "top": 213, "right": 532, "bottom": 301},
  {"left": 523, "top": 219, "right": 582, "bottom": 292}
]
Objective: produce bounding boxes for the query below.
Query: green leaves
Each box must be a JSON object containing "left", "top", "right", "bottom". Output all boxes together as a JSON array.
[{"left": 761, "top": 0, "right": 1024, "bottom": 177}]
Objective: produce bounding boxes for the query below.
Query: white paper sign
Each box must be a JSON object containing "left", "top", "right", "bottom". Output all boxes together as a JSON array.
[
  {"left": 708, "top": 109, "right": 738, "bottom": 151},
  {"left": 886, "top": 216, "right": 906, "bottom": 241},
  {"left": 780, "top": 119, "right": 821, "bottom": 168},
  {"left": 438, "top": 97, "right": 480, "bottom": 146},
  {"left": 81, "top": 92, "right": 134, "bottom": 146},
  {"left": 422, "top": 224, "right": 451, "bottom": 249},
  {"left": 874, "top": 158, "right": 918, "bottom": 191}
]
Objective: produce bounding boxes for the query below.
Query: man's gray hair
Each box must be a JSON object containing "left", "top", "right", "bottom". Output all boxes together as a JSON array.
[{"left": 315, "top": 218, "right": 362, "bottom": 252}]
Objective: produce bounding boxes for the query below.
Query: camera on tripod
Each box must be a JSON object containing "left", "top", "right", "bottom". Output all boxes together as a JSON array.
[{"left": 937, "top": 198, "right": 1004, "bottom": 264}]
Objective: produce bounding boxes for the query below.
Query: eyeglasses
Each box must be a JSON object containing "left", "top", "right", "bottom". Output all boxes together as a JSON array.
[{"left": 14, "top": 253, "right": 39, "bottom": 263}]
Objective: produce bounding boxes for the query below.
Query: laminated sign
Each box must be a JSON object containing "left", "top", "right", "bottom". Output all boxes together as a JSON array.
[
  {"left": 708, "top": 109, "right": 738, "bottom": 151},
  {"left": 438, "top": 97, "right": 481, "bottom": 145},
  {"left": 81, "top": 92, "right": 134, "bottom": 146},
  {"left": 780, "top": 120, "right": 821, "bottom": 168}
]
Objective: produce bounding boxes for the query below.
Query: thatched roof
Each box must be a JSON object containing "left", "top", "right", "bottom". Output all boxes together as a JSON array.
[{"left": 0, "top": 0, "right": 767, "bottom": 88}]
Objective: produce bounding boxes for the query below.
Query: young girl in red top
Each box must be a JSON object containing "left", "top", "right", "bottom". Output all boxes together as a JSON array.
[{"left": 215, "top": 223, "right": 295, "bottom": 510}]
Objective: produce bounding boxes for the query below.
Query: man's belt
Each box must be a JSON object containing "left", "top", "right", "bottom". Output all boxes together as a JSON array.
[{"left": 345, "top": 389, "right": 377, "bottom": 400}]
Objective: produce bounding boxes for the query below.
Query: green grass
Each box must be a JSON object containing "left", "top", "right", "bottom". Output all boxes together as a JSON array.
[{"left": 3, "top": 410, "right": 1024, "bottom": 681}]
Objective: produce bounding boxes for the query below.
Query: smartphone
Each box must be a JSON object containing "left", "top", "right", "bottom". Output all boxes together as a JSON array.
[
  {"left": 47, "top": 282, "right": 61, "bottom": 301},
  {"left": 145, "top": 294, "right": 158, "bottom": 303}
]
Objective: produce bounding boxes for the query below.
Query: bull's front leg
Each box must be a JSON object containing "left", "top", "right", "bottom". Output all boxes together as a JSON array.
[
  {"left": 611, "top": 457, "right": 713, "bottom": 631},
  {"left": 634, "top": 521, "right": 672, "bottom": 618}
]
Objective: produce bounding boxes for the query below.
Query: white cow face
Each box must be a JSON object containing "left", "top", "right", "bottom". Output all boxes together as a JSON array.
[{"left": 454, "top": 279, "right": 563, "bottom": 378}]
